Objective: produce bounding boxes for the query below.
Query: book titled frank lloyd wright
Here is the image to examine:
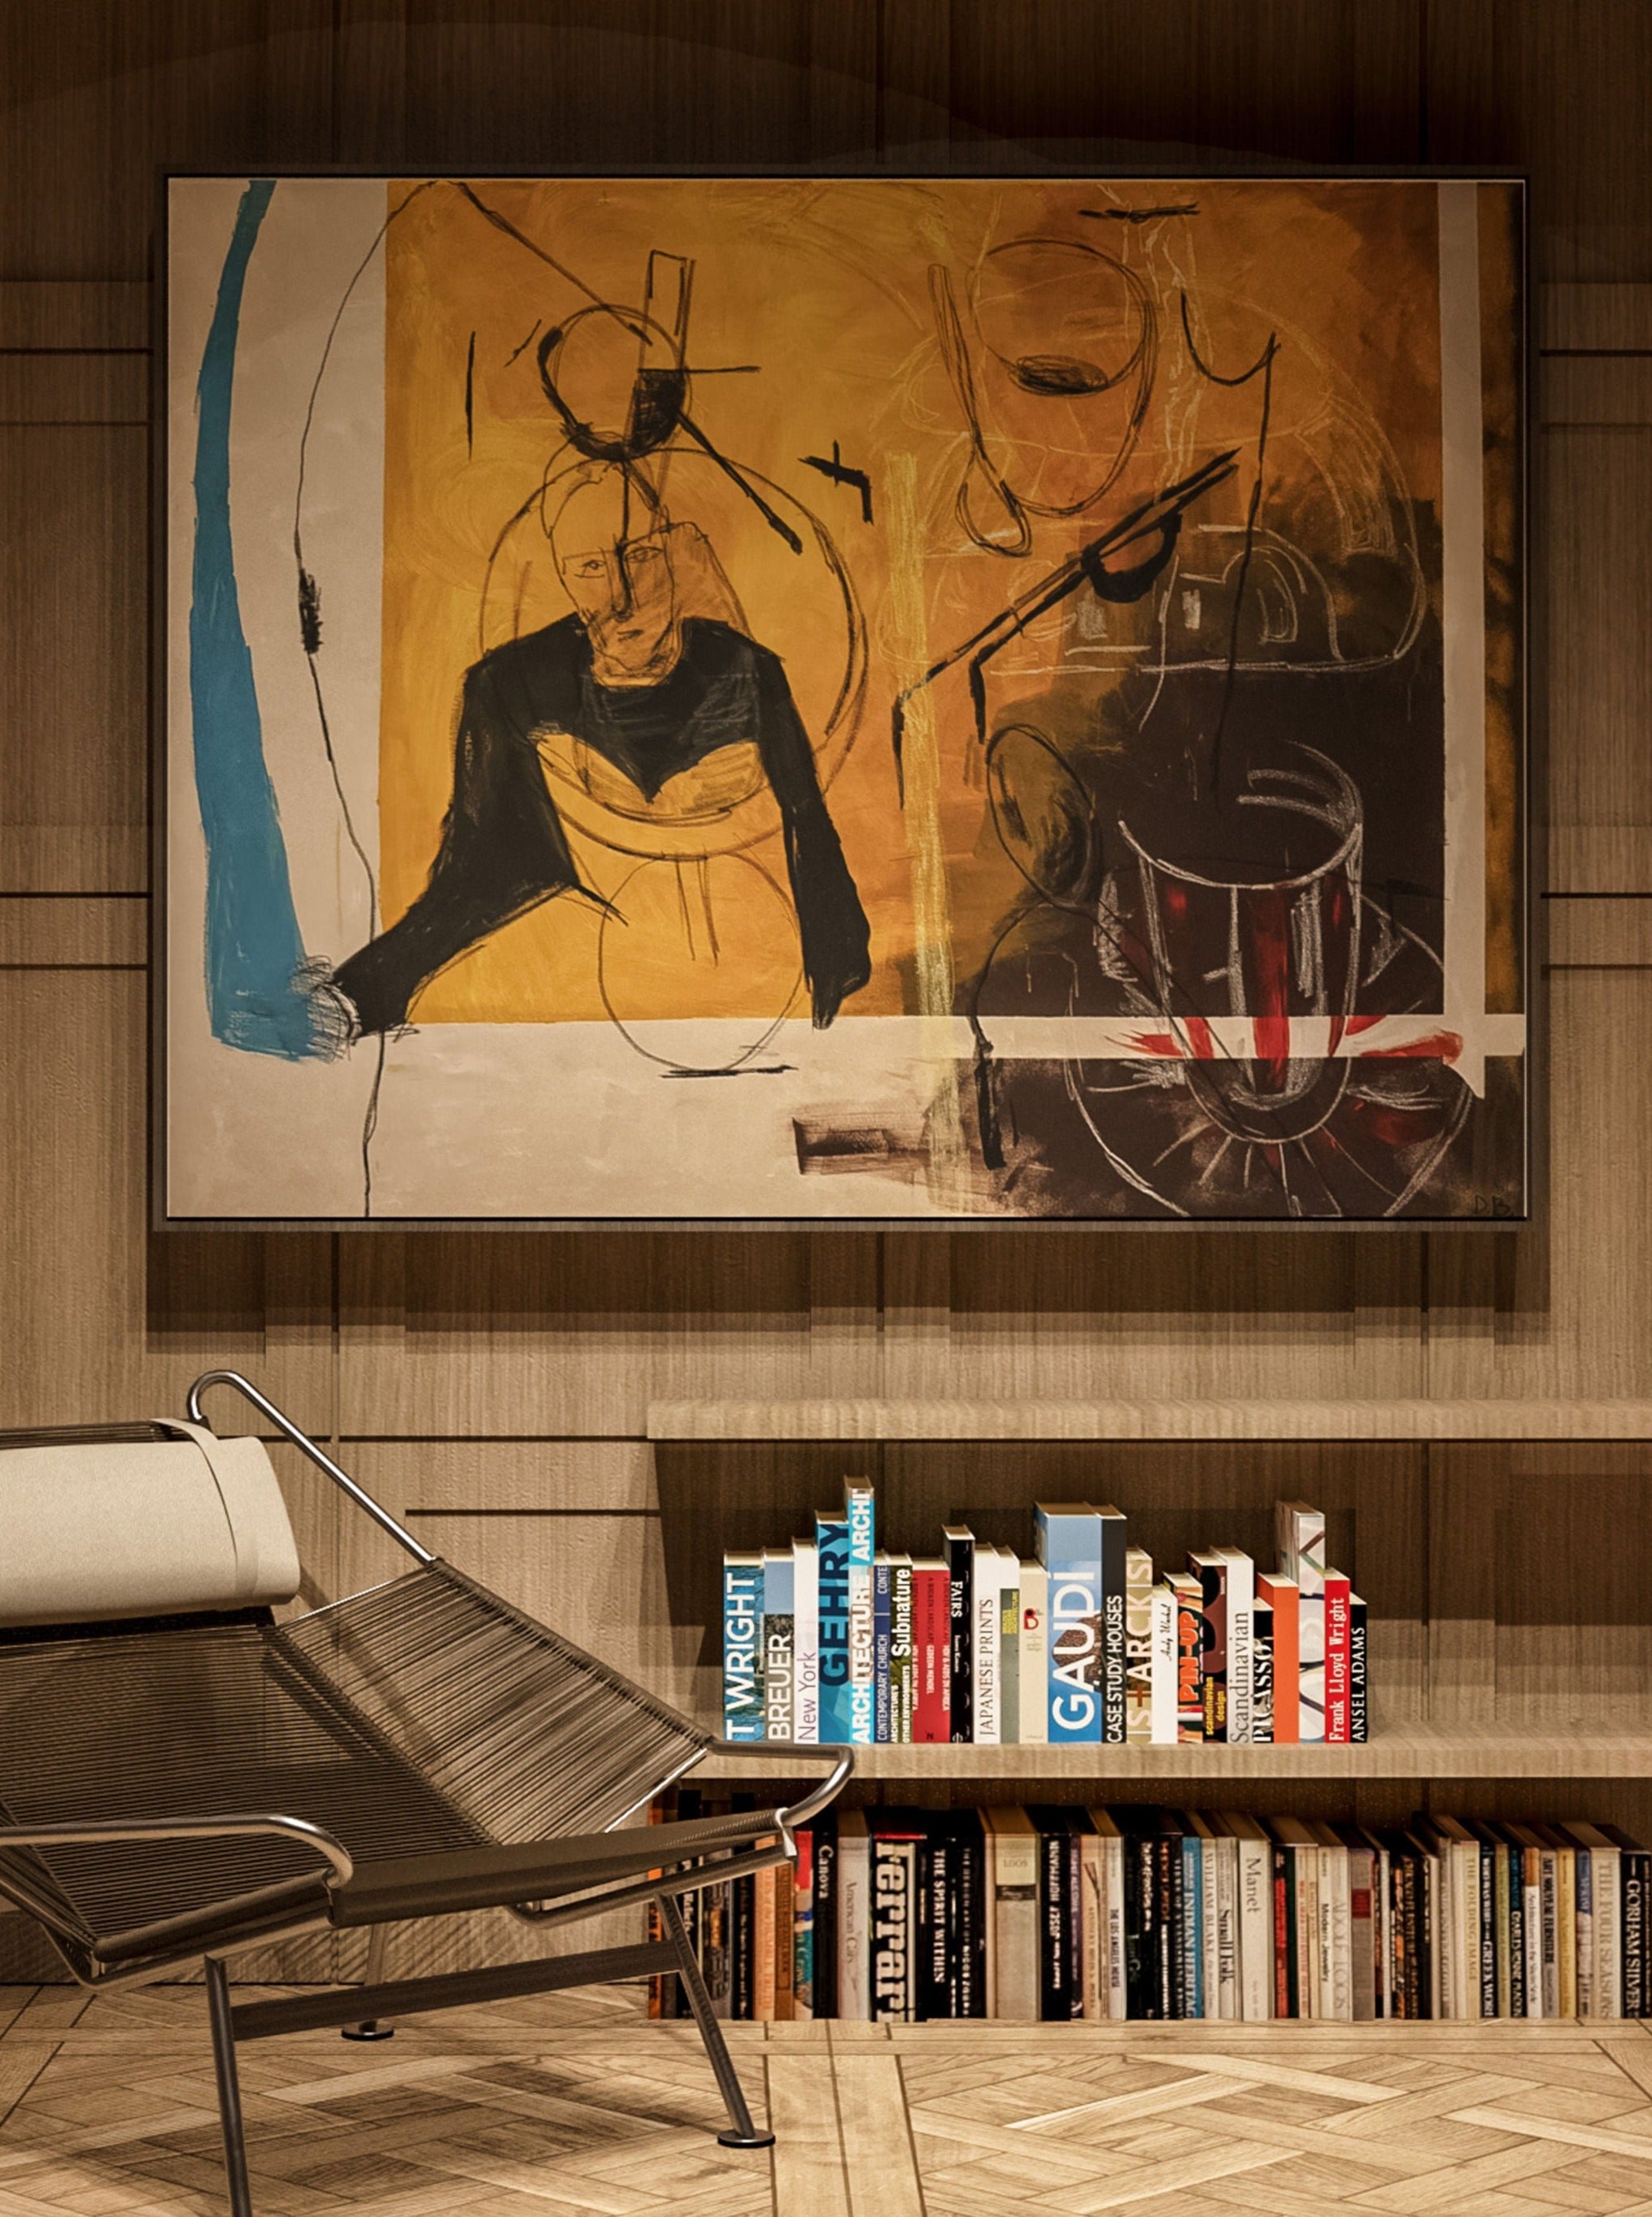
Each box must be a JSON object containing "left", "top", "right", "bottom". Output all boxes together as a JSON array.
[{"left": 722, "top": 1550, "right": 764, "bottom": 1739}]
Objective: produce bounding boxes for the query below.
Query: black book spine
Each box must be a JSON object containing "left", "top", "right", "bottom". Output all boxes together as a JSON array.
[
  {"left": 1479, "top": 1846, "right": 1497, "bottom": 2018},
  {"left": 1101, "top": 1516, "right": 1127, "bottom": 1744},
  {"left": 1348, "top": 1598, "right": 1368, "bottom": 1743},
  {"left": 1625, "top": 1852, "right": 1648, "bottom": 2018},
  {"left": 1067, "top": 1828, "right": 1084, "bottom": 2018},
  {"left": 957, "top": 1820, "right": 986, "bottom": 2018},
  {"left": 1401, "top": 1855, "right": 1421, "bottom": 2021},
  {"left": 1283, "top": 1844, "right": 1300, "bottom": 2018},
  {"left": 1038, "top": 1821, "right": 1066, "bottom": 2022},
  {"left": 1506, "top": 1843, "right": 1526, "bottom": 2020},
  {"left": 870, "top": 1839, "right": 910, "bottom": 2023},
  {"left": 1169, "top": 1835, "right": 1188, "bottom": 2019},
  {"left": 1155, "top": 1836, "right": 1175, "bottom": 2021},
  {"left": 812, "top": 1816, "right": 838, "bottom": 2020},
  {"left": 732, "top": 1874, "right": 754, "bottom": 2020},
  {"left": 945, "top": 1533, "right": 974, "bottom": 1743},
  {"left": 1126, "top": 1836, "right": 1154, "bottom": 2019},
  {"left": 919, "top": 1826, "right": 949, "bottom": 2022}
]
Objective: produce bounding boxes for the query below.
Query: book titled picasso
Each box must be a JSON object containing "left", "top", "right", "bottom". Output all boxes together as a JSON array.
[{"left": 722, "top": 1490, "right": 1368, "bottom": 1748}]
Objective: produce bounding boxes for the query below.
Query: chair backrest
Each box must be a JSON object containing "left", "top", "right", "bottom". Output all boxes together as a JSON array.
[{"left": 0, "top": 1421, "right": 301, "bottom": 1628}]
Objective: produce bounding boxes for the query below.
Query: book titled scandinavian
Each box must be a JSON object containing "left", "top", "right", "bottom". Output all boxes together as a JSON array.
[
  {"left": 762, "top": 1548, "right": 795, "bottom": 1744},
  {"left": 1217, "top": 1548, "right": 1255, "bottom": 1745},
  {"left": 1018, "top": 1561, "right": 1048, "bottom": 1743},
  {"left": 817, "top": 1511, "right": 852, "bottom": 1743},
  {"left": 792, "top": 1536, "right": 820, "bottom": 1743},
  {"left": 845, "top": 1479, "right": 876, "bottom": 1747},
  {"left": 722, "top": 1550, "right": 765, "bottom": 1739},
  {"left": 1035, "top": 1505, "right": 1103, "bottom": 1744}
]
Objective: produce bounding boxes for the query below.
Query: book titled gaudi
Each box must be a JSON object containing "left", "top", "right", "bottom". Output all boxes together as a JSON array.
[{"left": 1035, "top": 1505, "right": 1127, "bottom": 1744}]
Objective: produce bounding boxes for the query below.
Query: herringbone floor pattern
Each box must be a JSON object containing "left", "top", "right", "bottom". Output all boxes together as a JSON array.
[{"left": 6, "top": 1984, "right": 1652, "bottom": 2217}]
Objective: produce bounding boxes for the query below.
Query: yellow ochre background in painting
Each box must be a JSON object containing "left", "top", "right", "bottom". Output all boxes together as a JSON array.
[{"left": 376, "top": 178, "right": 1503, "bottom": 1028}]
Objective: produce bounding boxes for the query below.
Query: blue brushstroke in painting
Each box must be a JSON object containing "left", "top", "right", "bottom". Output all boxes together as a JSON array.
[{"left": 190, "top": 177, "right": 321, "bottom": 1058}]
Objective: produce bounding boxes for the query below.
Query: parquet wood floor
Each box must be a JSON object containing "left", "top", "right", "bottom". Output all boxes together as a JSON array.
[{"left": 5, "top": 1984, "right": 1652, "bottom": 2217}]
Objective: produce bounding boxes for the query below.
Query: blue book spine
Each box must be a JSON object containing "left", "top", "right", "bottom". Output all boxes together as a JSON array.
[
  {"left": 873, "top": 1556, "right": 892, "bottom": 1743},
  {"left": 846, "top": 1481, "right": 876, "bottom": 1747},
  {"left": 1035, "top": 1507, "right": 1102, "bottom": 1744},
  {"left": 722, "top": 1553, "right": 765, "bottom": 1739},
  {"left": 1182, "top": 1835, "right": 1203, "bottom": 2019},
  {"left": 817, "top": 1513, "right": 852, "bottom": 1743}
]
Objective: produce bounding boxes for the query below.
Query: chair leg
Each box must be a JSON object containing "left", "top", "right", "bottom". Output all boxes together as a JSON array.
[
  {"left": 342, "top": 1922, "right": 395, "bottom": 2040},
  {"left": 203, "top": 1956, "right": 255, "bottom": 2217},
  {"left": 656, "top": 1891, "right": 774, "bottom": 2150}
]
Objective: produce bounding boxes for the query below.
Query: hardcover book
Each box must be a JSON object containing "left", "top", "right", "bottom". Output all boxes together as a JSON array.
[
  {"left": 846, "top": 1479, "right": 877, "bottom": 1747},
  {"left": 913, "top": 1556, "right": 952, "bottom": 1743},
  {"left": 1170, "top": 1572, "right": 1203, "bottom": 1744},
  {"left": 792, "top": 1536, "right": 820, "bottom": 1743},
  {"left": 873, "top": 1552, "right": 893, "bottom": 1743},
  {"left": 1188, "top": 1549, "right": 1229, "bottom": 1742},
  {"left": 1036, "top": 1504, "right": 1104, "bottom": 1745},
  {"left": 890, "top": 1553, "right": 915, "bottom": 1743},
  {"left": 1257, "top": 1573, "right": 1299, "bottom": 1744},
  {"left": 722, "top": 1551, "right": 765, "bottom": 1740},
  {"left": 943, "top": 1526, "right": 975, "bottom": 1744},
  {"left": 1323, "top": 1569, "right": 1353, "bottom": 1743},
  {"left": 762, "top": 1547, "right": 795, "bottom": 1744},
  {"left": 817, "top": 1512, "right": 852, "bottom": 1743},
  {"left": 1125, "top": 1546, "right": 1154, "bottom": 1744},
  {"left": 1018, "top": 1561, "right": 1048, "bottom": 1743}
]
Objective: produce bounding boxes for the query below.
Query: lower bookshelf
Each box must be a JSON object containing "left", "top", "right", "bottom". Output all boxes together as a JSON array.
[{"left": 691, "top": 1719, "right": 1652, "bottom": 1782}]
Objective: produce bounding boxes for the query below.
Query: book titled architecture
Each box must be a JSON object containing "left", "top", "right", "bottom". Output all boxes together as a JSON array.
[
  {"left": 846, "top": 1480, "right": 876, "bottom": 1747},
  {"left": 722, "top": 1551, "right": 764, "bottom": 1739}
]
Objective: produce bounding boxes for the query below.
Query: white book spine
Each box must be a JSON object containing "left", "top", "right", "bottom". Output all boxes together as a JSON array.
[
  {"left": 1277, "top": 1503, "right": 1327, "bottom": 1595},
  {"left": 839, "top": 1825, "right": 871, "bottom": 2021},
  {"left": 1595, "top": 1848, "right": 1622, "bottom": 2018},
  {"left": 1236, "top": 1835, "right": 1271, "bottom": 2020},
  {"left": 1214, "top": 1835, "right": 1238, "bottom": 2020},
  {"left": 1204, "top": 1834, "right": 1225, "bottom": 2019},
  {"left": 1317, "top": 1848, "right": 1337, "bottom": 2020},
  {"left": 1018, "top": 1561, "right": 1048, "bottom": 1743},
  {"left": 1227, "top": 1605, "right": 1253, "bottom": 1744},
  {"left": 974, "top": 1547, "right": 1001, "bottom": 1745},
  {"left": 1523, "top": 1861, "right": 1544, "bottom": 2018},
  {"left": 1330, "top": 1849, "right": 1353, "bottom": 2022},
  {"left": 792, "top": 1540, "right": 819, "bottom": 1743},
  {"left": 1297, "top": 1595, "right": 1326, "bottom": 1742},
  {"left": 1105, "top": 1838, "right": 1127, "bottom": 2018},
  {"left": 1149, "top": 1582, "right": 1178, "bottom": 1745}
]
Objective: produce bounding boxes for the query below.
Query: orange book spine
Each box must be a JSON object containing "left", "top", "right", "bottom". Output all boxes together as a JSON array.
[
  {"left": 753, "top": 1862, "right": 778, "bottom": 2021},
  {"left": 1259, "top": 1576, "right": 1300, "bottom": 1745}
]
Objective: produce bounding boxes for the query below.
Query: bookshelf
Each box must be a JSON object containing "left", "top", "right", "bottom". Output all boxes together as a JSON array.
[{"left": 650, "top": 1400, "right": 1652, "bottom": 1441}]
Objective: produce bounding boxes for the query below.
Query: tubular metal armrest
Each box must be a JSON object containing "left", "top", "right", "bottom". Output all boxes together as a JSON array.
[
  {"left": 0, "top": 1812, "right": 354, "bottom": 1886},
  {"left": 700, "top": 1738, "right": 856, "bottom": 1831}
]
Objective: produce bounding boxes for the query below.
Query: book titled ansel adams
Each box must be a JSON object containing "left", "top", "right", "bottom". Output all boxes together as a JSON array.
[
  {"left": 1323, "top": 1570, "right": 1353, "bottom": 1744},
  {"left": 1170, "top": 1573, "right": 1203, "bottom": 1744},
  {"left": 913, "top": 1556, "right": 951, "bottom": 1743},
  {"left": 817, "top": 1512, "right": 851, "bottom": 1744},
  {"left": 973, "top": 1545, "right": 1002, "bottom": 1747},
  {"left": 762, "top": 1548, "right": 795, "bottom": 1744},
  {"left": 792, "top": 1536, "right": 820, "bottom": 1743},
  {"left": 1348, "top": 1591, "right": 1368, "bottom": 1743},
  {"left": 943, "top": 1526, "right": 974, "bottom": 1744},
  {"left": 1250, "top": 1597, "right": 1275, "bottom": 1744},
  {"left": 722, "top": 1551, "right": 765, "bottom": 1739},
  {"left": 1125, "top": 1546, "right": 1154, "bottom": 1744},
  {"left": 890, "top": 1553, "right": 915, "bottom": 1743},
  {"left": 845, "top": 1480, "right": 876, "bottom": 1748},
  {"left": 1036, "top": 1505, "right": 1103, "bottom": 1745},
  {"left": 1149, "top": 1581, "right": 1178, "bottom": 1745},
  {"left": 1257, "top": 1573, "right": 1298, "bottom": 1745},
  {"left": 1018, "top": 1561, "right": 1048, "bottom": 1744}
]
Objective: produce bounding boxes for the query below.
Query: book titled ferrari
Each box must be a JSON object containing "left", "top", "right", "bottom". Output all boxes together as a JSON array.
[
  {"left": 870, "top": 1811, "right": 924, "bottom": 2023},
  {"left": 721, "top": 1551, "right": 765, "bottom": 1740}
]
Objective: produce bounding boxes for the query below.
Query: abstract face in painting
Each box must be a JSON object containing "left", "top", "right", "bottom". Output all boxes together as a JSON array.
[{"left": 547, "top": 469, "right": 679, "bottom": 686}]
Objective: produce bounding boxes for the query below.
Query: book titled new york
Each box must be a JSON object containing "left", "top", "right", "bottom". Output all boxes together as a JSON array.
[
  {"left": 722, "top": 1551, "right": 765, "bottom": 1739},
  {"left": 845, "top": 1479, "right": 876, "bottom": 1747},
  {"left": 1036, "top": 1504, "right": 1103, "bottom": 1744},
  {"left": 762, "top": 1548, "right": 794, "bottom": 1743},
  {"left": 912, "top": 1556, "right": 951, "bottom": 1743},
  {"left": 816, "top": 1512, "right": 852, "bottom": 1743},
  {"left": 943, "top": 1527, "right": 975, "bottom": 1743},
  {"left": 792, "top": 1536, "right": 820, "bottom": 1743}
]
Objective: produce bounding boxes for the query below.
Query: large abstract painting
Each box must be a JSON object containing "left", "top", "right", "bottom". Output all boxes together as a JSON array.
[{"left": 163, "top": 175, "right": 1525, "bottom": 1223}]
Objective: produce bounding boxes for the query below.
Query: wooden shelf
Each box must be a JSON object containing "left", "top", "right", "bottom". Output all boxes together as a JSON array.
[
  {"left": 647, "top": 1400, "right": 1652, "bottom": 1443},
  {"left": 691, "top": 1720, "right": 1652, "bottom": 1782}
]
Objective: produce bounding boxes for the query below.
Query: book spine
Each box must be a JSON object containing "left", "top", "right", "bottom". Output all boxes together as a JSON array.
[
  {"left": 1000, "top": 1560, "right": 1020, "bottom": 1744},
  {"left": 1228, "top": 1605, "right": 1254, "bottom": 1745},
  {"left": 775, "top": 1858, "right": 795, "bottom": 2023},
  {"left": 1155, "top": 1837, "right": 1176, "bottom": 2021},
  {"left": 813, "top": 1816, "right": 839, "bottom": 2020},
  {"left": 1272, "top": 1845, "right": 1291, "bottom": 2018},
  {"left": 945, "top": 1531, "right": 974, "bottom": 1743},
  {"left": 793, "top": 1541, "right": 820, "bottom": 1743},
  {"left": 994, "top": 1825, "right": 1040, "bottom": 2024},
  {"left": 871, "top": 1837, "right": 913, "bottom": 2023},
  {"left": 1507, "top": 1844, "right": 1526, "bottom": 2019},
  {"left": 1624, "top": 1852, "right": 1647, "bottom": 2018},
  {"left": 1323, "top": 1573, "right": 1352, "bottom": 1743},
  {"left": 1480, "top": 1844, "right": 1497, "bottom": 2018},
  {"left": 913, "top": 1568, "right": 951, "bottom": 1743},
  {"left": 1348, "top": 1594, "right": 1368, "bottom": 1742},
  {"left": 1126, "top": 1837, "right": 1156, "bottom": 2019},
  {"left": 1522, "top": 1850, "right": 1543, "bottom": 2018},
  {"left": 918, "top": 1825, "right": 949, "bottom": 2021},
  {"left": 1596, "top": 1848, "right": 1621, "bottom": 2019},
  {"left": 1149, "top": 1582, "right": 1178, "bottom": 1744},
  {"left": 891, "top": 1557, "right": 914, "bottom": 1743},
  {"left": 1180, "top": 1835, "right": 1202, "bottom": 2018},
  {"left": 1260, "top": 1577, "right": 1299, "bottom": 1745},
  {"left": 1039, "top": 1510, "right": 1102, "bottom": 1744},
  {"left": 1541, "top": 1849, "right": 1559, "bottom": 2017},
  {"left": 817, "top": 1514, "right": 851, "bottom": 1744},
  {"left": 1349, "top": 1848, "right": 1375, "bottom": 2022},
  {"left": 846, "top": 1482, "right": 876, "bottom": 1748},
  {"left": 731, "top": 1872, "right": 753, "bottom": 2020},
  {"left": 839, "top": 1822, "right": 870, "bottom": 2021},
  {"left": 753, "top": 1861, "right": 777, "bottom": 2023},
  {"left": 722, "top": 1556, "right": 764, "bottom": 1739},
  {"left": 1018, "top": 1563, "right": 1048, "bottom": 1743},
  {"left": 974, "top": 1549, "right": 1001, "bottom": 1747},
  {"left": 957, "top": 1821, "right": 986, "bottom": 2019},
  {"left": 764, "top": 1595, "right": 794, "bottom": 1747},
  {"left": 1175, "top": 1580, "right": 1203, "bottom": 1743},
  {"left": 873, "top": 1556, "right": 892, "bottom": 1744},
  {"left": 1249, "top": 1602, "right": 1274, "bottom": 1744},
  {"left": 1194, "top": 1558, "right": 1229, "bottom": 1741},
  {"left": 1124, "top": 1547, "right": 1153, "bottom": 1744},
  {"left": 1493, "top": 1836, "right": 1511, "bottom": 2016},
  {"left": 1297, "top": 1595, "right": 1326, "bottom": 1743},
  {"left": 1276, "top": 1502, "right": 1327, "bottom": 1592},
  {"left": 1038, "top": 1823, "right": 1067, "bottom": 2021},
  {"left": 1079, "top": 1832, "right": 1103, "bottom": 2020},
  {"left": 793, "top": 1830, "right": 815, "bottom": 2019},
  {"left": 1576, "top": 1848, "right": 1593, "bottom": 2020},
  {"left": 1101, "top": 1514, "right": 1127, "bottom": 1744}
]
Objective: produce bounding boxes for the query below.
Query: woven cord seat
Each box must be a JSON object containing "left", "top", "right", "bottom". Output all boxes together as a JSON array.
[{"left": 0, "top": 1373, "right": 851, "bottom": 2211}]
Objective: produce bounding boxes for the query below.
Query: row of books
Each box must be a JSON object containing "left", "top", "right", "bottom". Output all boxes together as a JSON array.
[
  {"left": 651, "top": 1796, "right": 1652, "bottom": 2022},
  {"left": 722, "top": 1489, "right": 1366, "bottom": 1746}
]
